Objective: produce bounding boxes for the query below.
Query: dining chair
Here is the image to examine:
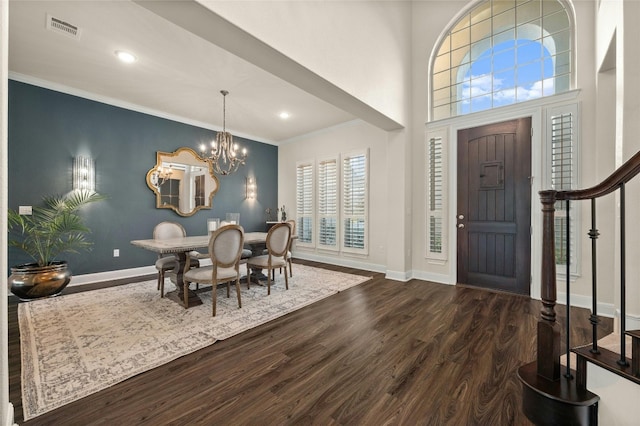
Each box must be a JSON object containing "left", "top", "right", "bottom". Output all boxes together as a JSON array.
[
  {"left": 285, "top": 219, "right": 296, "bottom": 277},
  {"left": 270, "top": 219, "right": 296, "bottom": 280},
  {"left": 153, "top": 221, "right": 200, "bottom": 298},
  {"left": 193, "top": 220, "right": 242, "bottom": 259},
  {"left": 247, "top": 222, "right": 291, "bottom": 295},
  {"left": 183, "top": 224, "right": 245, "bottom": 316},
  {"left": 220, "top": 220, "right": 251, "bottom": 282}
]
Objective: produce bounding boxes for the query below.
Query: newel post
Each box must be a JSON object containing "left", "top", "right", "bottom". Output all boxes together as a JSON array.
[{"left": 538, "top": 190, "right": 561, "bottom": 381}]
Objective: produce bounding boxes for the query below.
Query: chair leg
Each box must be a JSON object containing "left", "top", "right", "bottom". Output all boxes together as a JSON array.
[
  {"left": 235, "top": 277, "right": 242, "bottom": 309},
  {"left": 226, "top": 281, "right": 231, "bottom": 298},
  {"left": 212, "top": 281, "right": 218, "bottom": 316},
  {"left": 267, "top": 268, "right": 271, "bottom": 295},
  {"left": 183, "top": 281, "right": 189, "bottom": 308},
  {"left": 246, "top": 264, "right": 251, "bottom": 289},
  {"left": 158, "top": 271, "right": 165, "bottom": 297},
  {"left": 288, "top": 258, "right": 293, "bottom": 277},
  {"left": 284, "top": 265, "right": 289, "bottom": 290}
]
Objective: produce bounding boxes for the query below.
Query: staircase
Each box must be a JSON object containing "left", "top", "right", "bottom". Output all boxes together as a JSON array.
[{"left": 518, "top": 151, "right": 640, "bottom": 425}]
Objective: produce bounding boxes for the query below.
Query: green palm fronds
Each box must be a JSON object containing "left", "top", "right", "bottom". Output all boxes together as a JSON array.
[{"left": 8, "top": 190, "right": 106, "bottom": 266}]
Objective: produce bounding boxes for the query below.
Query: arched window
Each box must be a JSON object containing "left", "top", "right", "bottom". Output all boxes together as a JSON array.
[{"left": 431, "top": 0, "right": 573, "bottom": 120}]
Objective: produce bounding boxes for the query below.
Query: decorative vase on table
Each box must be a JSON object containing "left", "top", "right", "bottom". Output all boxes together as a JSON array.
[{"left": 8, "top": 261, "right": 72, "bottom": 300}]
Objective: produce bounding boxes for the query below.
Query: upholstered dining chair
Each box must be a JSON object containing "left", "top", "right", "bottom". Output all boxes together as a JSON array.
[
  {"left": 247, "top": 222, "right": 291, "bottom": 295},
  {"left": 270, "top": 219, "right": 296, "bottom": 280},
  {"left": 219, "top": 220, "right": 252, "bottom": 277},
  {"left": 285, "top": 219, "right": 296, "bottom": 277},
  {"left": 153, "top": 221, "right": 200, "bottom": 298},
  {"left": 183, "top": 224, "right": 245, "bottom": 316}
]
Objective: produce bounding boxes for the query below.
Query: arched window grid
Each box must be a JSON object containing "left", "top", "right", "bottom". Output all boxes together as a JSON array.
[{"left": 430, "top": 0, "right": 574, "bottom": 120}]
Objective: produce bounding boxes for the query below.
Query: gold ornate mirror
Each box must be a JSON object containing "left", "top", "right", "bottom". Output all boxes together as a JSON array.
[{"left": 146, "top": 147, "right": 219, "bottom": 217}]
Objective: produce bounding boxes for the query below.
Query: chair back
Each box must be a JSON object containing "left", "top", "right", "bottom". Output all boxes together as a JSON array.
[
  {"left": 153, "top": 221, "right": 187, "bottom": 240},
  {"left": 209, "top": 224, "right": 244, "bottom": 268},
  {"left": 285, "top": 219, "right": 296, "bottom": 235},
  {"left": 266, "top": 222, "right": 291, "bottom": 257}
]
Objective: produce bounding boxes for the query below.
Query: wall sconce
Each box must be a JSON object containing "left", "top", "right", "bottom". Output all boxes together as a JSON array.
[
  {"left": 73, "top": 156, "right": 95, "bottom": 191},
  {"left": 246, "top": 177, "right": 256, "bottom": 199}
]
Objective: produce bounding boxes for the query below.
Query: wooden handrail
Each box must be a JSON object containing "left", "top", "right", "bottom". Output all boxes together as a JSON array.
[
  {"left": 535, "top": 150, "right": 640, "bottom": 382},
  {"left": 553, "top": 149, "right": 640, "bottom": 201}
]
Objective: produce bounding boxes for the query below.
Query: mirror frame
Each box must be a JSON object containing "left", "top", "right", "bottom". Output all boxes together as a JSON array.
[{"left": 145, "top": 147, "right": 219, "bottom": 217}]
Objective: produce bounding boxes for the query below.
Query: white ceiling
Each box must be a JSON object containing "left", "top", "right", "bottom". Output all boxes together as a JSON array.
[{"left": 8, "top": 0, "right": 359, "bottom": 143}]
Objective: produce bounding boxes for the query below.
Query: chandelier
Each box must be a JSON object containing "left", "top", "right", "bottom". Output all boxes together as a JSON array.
[{"left": 199, "top": 90, "right": 248, "bottom": 176}]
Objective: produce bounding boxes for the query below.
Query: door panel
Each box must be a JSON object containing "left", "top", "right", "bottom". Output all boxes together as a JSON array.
[{"left": 457, "top": 118, "right": 531, "bottom": 295}]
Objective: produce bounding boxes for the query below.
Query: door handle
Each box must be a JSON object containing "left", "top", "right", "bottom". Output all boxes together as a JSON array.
[{"left": 458, "top": 223, "right": 465, "bottom": 228}]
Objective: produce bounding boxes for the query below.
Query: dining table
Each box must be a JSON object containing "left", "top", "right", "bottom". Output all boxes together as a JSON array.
[{"left": 131, "top": 232, "right": 270, "bottom": 309}]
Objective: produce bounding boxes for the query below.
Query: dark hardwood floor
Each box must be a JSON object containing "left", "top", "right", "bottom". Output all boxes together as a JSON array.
[{"left": 8, "top": 260, "right": 613, "bottom": 425}]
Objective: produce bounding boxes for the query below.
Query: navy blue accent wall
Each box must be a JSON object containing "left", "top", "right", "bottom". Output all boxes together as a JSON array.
[{"left": 8, "top": 81, "right": 278, "bottom": 275}]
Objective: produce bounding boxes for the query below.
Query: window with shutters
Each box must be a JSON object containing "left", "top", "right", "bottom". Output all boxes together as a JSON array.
[
  {"left": 426, "top": 131, "right": 447, "bottom": 260},
  {"left": 296, "top": 161, "right": 314, "bottom": 246},
  {"left": 318, "top": 157, "right": 338, "bottom": 250},
  {"left": 342, "top": 150, "right": 368, "bottom": 253},
  {"left": 548, "top": 104, "right": 579, "bottom": 275}
]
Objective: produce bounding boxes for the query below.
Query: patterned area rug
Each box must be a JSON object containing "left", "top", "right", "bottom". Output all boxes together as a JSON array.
[{"left": 19, "top": 264, "right": 371, "bottom": 420}]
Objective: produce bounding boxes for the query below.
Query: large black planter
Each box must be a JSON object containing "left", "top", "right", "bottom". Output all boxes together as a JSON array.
[{"left": 8, "top": 261, "right": 72, "bottom": 300}]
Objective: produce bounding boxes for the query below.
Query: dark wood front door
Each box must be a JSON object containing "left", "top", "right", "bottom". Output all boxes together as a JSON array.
[{"left": 457, "top": 118, "right": 531, "bottom": 295}]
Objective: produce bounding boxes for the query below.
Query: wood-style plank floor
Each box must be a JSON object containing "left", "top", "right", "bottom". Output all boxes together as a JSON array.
[{"left": 8, "top": 260, "right": 613, "bottom": 425}]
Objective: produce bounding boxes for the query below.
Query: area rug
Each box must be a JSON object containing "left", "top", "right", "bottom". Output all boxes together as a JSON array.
[{"left": 19, "top": 264, "right": 371, "bottom": 420}]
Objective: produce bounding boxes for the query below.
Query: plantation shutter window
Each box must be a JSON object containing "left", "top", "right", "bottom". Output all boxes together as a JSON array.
[
  {"left": 318, "top": 158, "right": 338, "bottom": 249},
  {"left": 342, "top": 151, "right": 368, "bottom": 253},
  {"left": 548, "top": 104, "right": 579, "bottom": 275},
  {"left": 296, "top": 162, "right": 314, "bottom": 246},
  {"left": 426, "top": 134, "right": 447, "bottom": 260}
]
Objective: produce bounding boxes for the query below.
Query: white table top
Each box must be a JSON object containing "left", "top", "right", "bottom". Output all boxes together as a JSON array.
[{"left": 131, "top": 232, "right": 268, "bottom": 254}]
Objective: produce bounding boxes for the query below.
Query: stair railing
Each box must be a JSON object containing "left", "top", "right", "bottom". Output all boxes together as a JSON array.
[{"left": 537, "top": 150, "right": 640, "bottom": 382}]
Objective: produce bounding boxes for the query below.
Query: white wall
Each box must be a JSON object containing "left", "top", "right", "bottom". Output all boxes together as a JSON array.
[
  {"left": 200, "top": 0, "right": 412, "bottom": 127},
  {"left": 278, "top": 120, "right": 389, "bottom": 272},
  {"left": 410, "top": 1, "right": 467, "bottom": 283},
  {"left": 1, "top": 0, "right": 12, "bottom": 423},
  {"left": 588, "top": 363, "right": 640, "bottom": 426},
  {"left": 594, "top": 0, "right": 640, "bottom": 327},
  {"left": 617, "top": 0, "right": 640, "bottom": 326}
]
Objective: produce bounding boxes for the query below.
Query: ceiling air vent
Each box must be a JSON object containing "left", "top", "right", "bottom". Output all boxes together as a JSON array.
[{"left": 46, "top": 14, "right": 81, "bottom": 40}]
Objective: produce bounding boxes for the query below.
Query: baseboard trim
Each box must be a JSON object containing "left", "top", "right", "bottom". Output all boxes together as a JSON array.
[
  {"left": 614, "top": 310, "right": 640, "bottom": 331},
  {"left": 70, "top": 255, "right": 384, "bottom": 289},
  {"left": 68, "top": 266, "right": 158, "bottom": 287},
  {"left": 557, "top": 291, "right": 616, "bottom": 318},
  {"left": 5, "top": 402, "right": 15, "bottom": 426},
  {"left": 627, "top": 313, "right": 640, "bottom": 330},
  {"left": 411, "top": 270, "right": 456, "bottom": 286},
  {"left": 385, "top": 270, "right": 411, "bottom": 282},
  {"left": 68, "top": 258, "right": 216, "bottom": 287},
  {"left": 292, "top": 252, "right": 385, "bottom": 274}
]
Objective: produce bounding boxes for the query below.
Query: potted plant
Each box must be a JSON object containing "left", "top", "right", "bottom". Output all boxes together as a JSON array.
[{"left": 7, "top": 189, "right": 105, "bottom": 300}]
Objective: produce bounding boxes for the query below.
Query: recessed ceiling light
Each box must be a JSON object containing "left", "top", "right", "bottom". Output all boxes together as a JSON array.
[
  {"left": 115, "top": 50, "right": 137, "bottom": 64},
  {"left": 279, "top": 111, "right": 290, "bottom": 119}
]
